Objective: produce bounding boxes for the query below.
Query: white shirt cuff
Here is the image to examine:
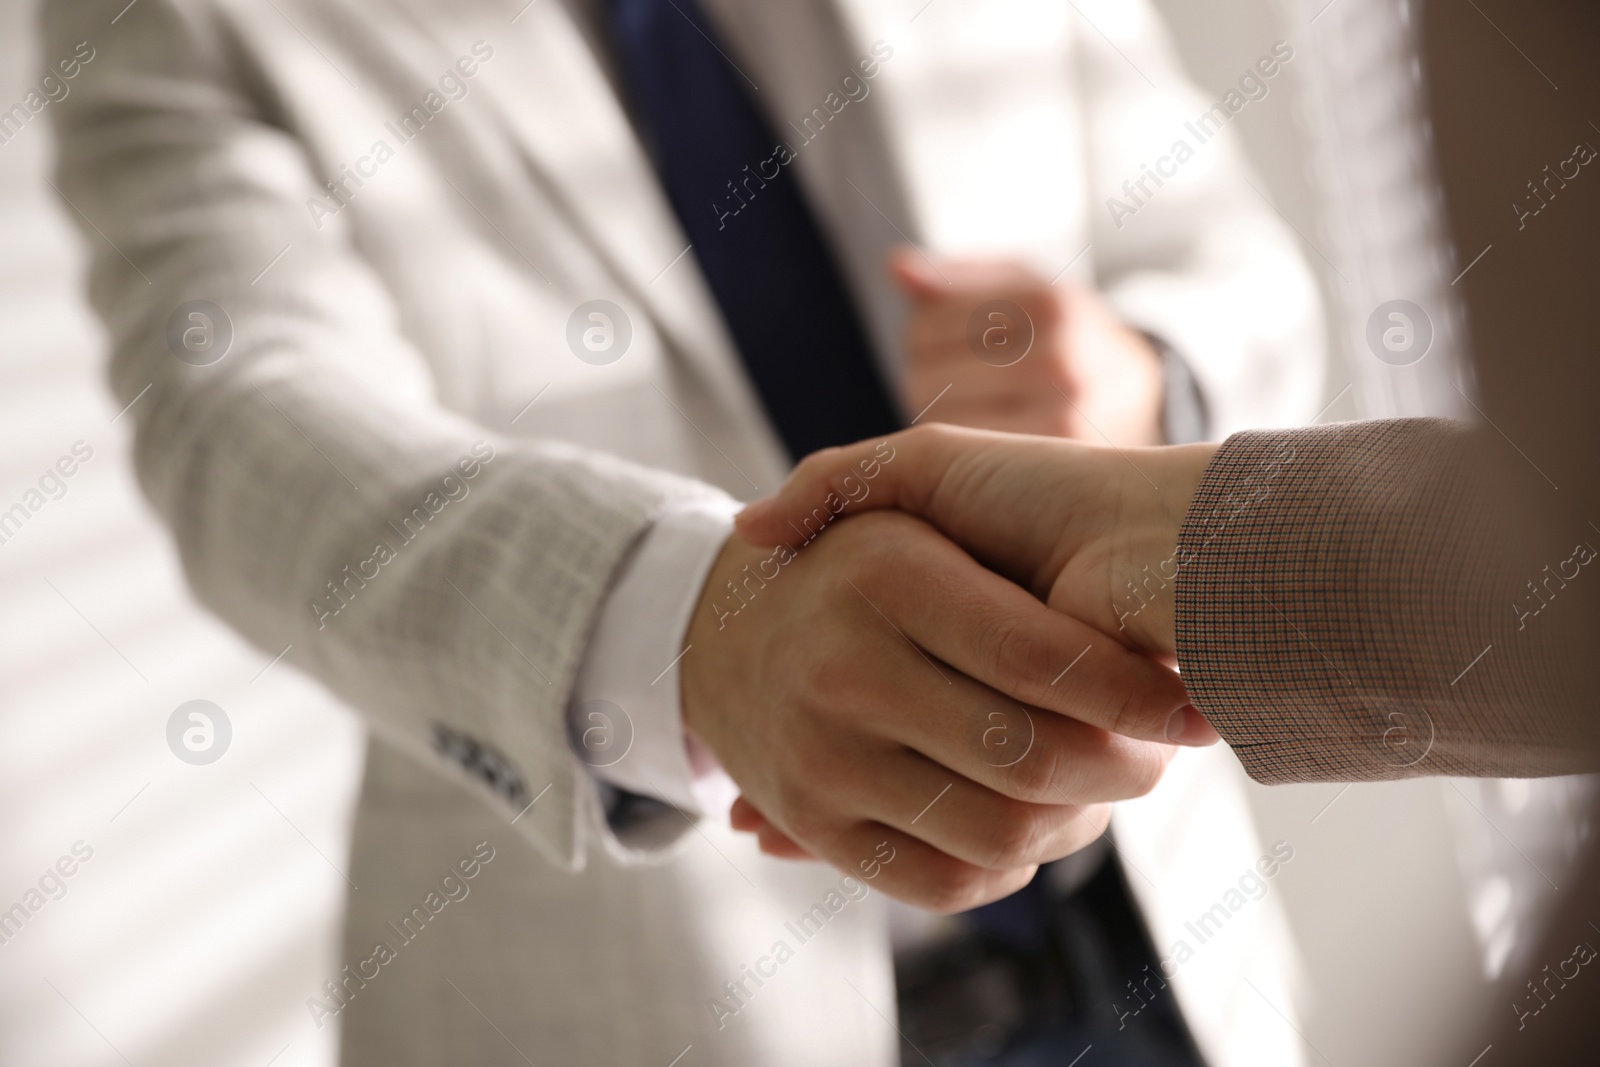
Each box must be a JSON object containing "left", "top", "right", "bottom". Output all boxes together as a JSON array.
[{"left": 567, "top": 495, "right": 741, "bottom": 820}]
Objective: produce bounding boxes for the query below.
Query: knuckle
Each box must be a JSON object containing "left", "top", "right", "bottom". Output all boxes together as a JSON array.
[
  {"left": 765, "top": 772, "right": 804, "bottom": 820},
  {"left": 831, "top": 525, "right": 890, "bottom": 584},
  {"left": 792, "top": 445, "right": 849, "bottom": 494},
  {"left": 1052, "top": 806, "right": 1108, "bottom": 861},
  {"left": 922, "top": 868, "right": 989, "bottom": 915},
  {"left": 1018, "top": 289, "right": 1063, "bottom": 331},
  {"left": 853, "top": 509, "right": 904, "bottom": 546},
  {"left": 1078, "top": 804, "right": 1113, "bottom": 842},
  {"left": 1103, "top": 676, "right": 1147, "bottom": 739},
  {"left": 1008, "top": 740, "right": 1064, "bottom": 804},
  {"left": 1125, "top": 743, "right": 1172, "bottom": 800},
  {"left": 768, "top": 763, "right": 824, "bottom": 825},
  {"left": 1045, "top": 745, "right": 1091, "bottom": 803},
  {"left": 984, "top": 615, "right": 1051, "bottom": 691},
  {"left": 985, "top": 800, "right": 1053, "bottom": 869},
  {"left": 787, "top": 449, "right": 827, "bottom": 486},
  {"left": 776, "top": 796, "right": 827, "bottom": 847},
  {"left": 798, "top": 650, "right": 843, "bottom": 704},
  {"left": 905, "top": 421, "right": 950, "bottom": 451}
]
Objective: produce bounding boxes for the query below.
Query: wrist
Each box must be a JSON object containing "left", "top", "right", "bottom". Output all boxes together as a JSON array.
[
  {"left": 679, "top": 531, "right": 769, "bottom": 751},
  {"left": 1110, "top": 442, "right": 1217, "bottom": 656}
]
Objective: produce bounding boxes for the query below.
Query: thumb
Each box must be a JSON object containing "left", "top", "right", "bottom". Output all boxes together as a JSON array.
[
  {"left": 887, "top": 246, "right": 950, "bottom": 301},
  {"left": 736, "top": 427, "right": 955, "bottom": 546}
]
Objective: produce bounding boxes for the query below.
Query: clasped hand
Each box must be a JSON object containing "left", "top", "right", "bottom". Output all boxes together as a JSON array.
[{"left": 681, "top": 425, "right": 1220, "bottom": 912}]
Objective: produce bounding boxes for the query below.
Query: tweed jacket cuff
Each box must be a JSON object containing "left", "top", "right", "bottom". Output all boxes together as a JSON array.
[{"left": 1173, "top": 418, "right": 1594, "bottom": 783}]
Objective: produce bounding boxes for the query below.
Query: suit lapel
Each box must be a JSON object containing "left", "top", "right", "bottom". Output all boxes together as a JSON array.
[{"left": 379, "top": 0, "right": 783, "bottom": 449}]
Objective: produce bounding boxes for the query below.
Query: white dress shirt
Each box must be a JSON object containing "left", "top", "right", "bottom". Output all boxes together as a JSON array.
[{"left": 568, "top": 497, "right": 742, "bottom": 821}]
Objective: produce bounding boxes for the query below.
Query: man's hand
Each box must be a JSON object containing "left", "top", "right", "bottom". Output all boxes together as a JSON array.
[
  {"left": 892, "top": 250, "right": 1165, "bottom": 445},
  {"left": 735, "top": 425, "right": 1221, "bottom": 662},
  {"left": 680, "top": 507, "right": 1201, "bottom": 913}
]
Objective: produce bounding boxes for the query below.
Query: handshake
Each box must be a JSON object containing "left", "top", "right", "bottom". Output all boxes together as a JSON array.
[{"left": 681, "top": 424, "right": 1225, "bottom": 913}]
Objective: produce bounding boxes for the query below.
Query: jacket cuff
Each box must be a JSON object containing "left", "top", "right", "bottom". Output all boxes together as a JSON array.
[{"left": 1171, "top": 421, "right": 1444, "bottom": 782}]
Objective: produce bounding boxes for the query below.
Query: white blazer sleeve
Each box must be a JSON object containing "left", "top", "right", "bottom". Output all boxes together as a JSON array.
[
  {"left": 1072, "top": 0, "right": 1327, "bottom": 434},
  {"left": 43, "top": 0, "right": 728, "bottom": 871}
]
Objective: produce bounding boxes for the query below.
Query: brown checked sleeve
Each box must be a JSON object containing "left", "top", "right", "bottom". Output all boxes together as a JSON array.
[{"left": 1173, "top": 418, "right": 1597, "bottom": 784}]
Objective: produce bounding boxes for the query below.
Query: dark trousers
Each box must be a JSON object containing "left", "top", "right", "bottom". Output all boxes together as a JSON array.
[{"left": 895, "top": 851, "right": 1206, "bottom": 1067}]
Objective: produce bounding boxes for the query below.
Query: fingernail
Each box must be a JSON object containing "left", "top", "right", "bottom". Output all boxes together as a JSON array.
[{"left": 1165, "top": 705, "right": 1220, "bottom": 746}]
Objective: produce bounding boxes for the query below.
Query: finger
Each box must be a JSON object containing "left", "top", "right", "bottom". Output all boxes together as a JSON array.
[
  {"left": 891, "top": 249, "right": 1059, "bottom": 303},
  {"left": 732, "top": 794, "right": 821, "bottom": 861},
  {"left": 906, "top": 287, "right": 1060, "bottom": 352},
  {"left": 879, "top": 682, "right": 1176, "bottom": 806},
  {"left": 736, "top": 427, "right": 958, "bottom": 542},
  {"left": 843, "top": 512, "right": 1201, "bottom": 745},
  {"left": 825, "top": 584, "right": 1177, "bottom": 798},
  {"left": 888, "top": 247, "right": 951, "bottom": 301},
  {"left": 736, "top": 425, "right": 1086, "bottom": 614},
  {"left": 808, "top": 821, "right": 1040, "bottom": 914},
  {"left": 755, "top": 824, "right": 817, "bottom": 861},
  {"left": 729, "top": 795, "right": 766, "bottom": 832},
  {"left": 890, "top": 249, "right": 1031, "bottom": 300},
  {"left": 832, "top": 744, "right": 1114, "bottom": 872}
]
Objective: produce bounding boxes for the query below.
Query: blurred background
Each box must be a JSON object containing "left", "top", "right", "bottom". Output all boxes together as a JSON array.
[{"left": 0, "top": 0, "right": 1590, "bottom": 1064}]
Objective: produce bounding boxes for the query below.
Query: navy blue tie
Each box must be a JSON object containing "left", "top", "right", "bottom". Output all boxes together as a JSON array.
[{"left": 605, "top": 0, "right": 902, "bottom": 461}]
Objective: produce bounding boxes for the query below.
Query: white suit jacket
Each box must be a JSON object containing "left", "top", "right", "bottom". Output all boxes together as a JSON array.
[{"left": 45, "top": 0, "right": 1322, "bottom": 1064}]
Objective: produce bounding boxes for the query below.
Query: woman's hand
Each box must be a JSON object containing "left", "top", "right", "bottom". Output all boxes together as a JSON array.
[{"left": 735, "top": 424, "right": 1218, "bottom": 664}]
